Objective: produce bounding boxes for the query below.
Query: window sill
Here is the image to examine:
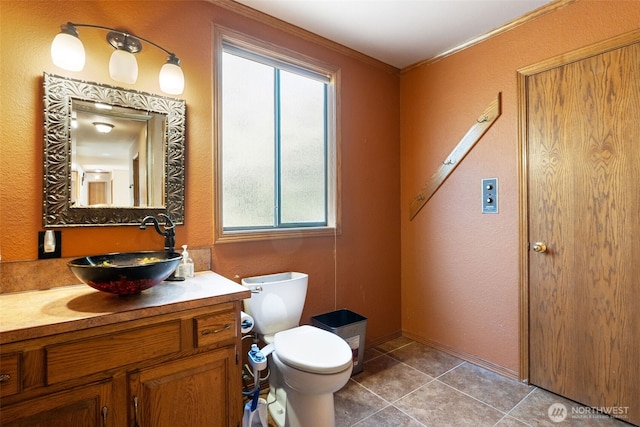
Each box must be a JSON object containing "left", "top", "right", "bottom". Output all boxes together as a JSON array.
[{"left": 215, "top": 226, "right": 339, "bottom": 244}]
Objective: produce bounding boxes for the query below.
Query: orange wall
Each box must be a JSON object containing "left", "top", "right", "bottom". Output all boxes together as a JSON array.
[
  {"left": 400, "top": 0, "right": 640, "bottom": 375},
  {"left": 0, "top": 1, "right": 401, "bottom": 345}
]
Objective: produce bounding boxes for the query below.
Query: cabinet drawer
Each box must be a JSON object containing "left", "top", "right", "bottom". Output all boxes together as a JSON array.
[
  {"left": 46, "top": 321, "right": 181, "bottom": 385},
  {"left": 194, "top": 311, "right": 236, "bottom": 348},
  {"left": 0, "top": 353, "right": 21, "bottom": 397}
]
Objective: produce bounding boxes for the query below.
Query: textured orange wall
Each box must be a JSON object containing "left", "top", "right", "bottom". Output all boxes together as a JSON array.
[
  {"left": 0, "top": 1, "right": 401, "bottom": 345},
  {"left": 400, "top": 0, "right": 640, "bottom": 375}
]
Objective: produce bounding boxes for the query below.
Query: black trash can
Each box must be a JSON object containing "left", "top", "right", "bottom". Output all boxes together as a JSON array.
[{"left": 311, "top": 309, "right": 367, "bottom": 375}]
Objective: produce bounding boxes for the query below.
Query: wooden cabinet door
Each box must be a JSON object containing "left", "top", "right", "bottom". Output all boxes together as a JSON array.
[
  {"left": 0, "top": 380, "right": 112, "bottom": 427},
  {"left": 129, "top": 349, "right": 235, "bottom": 427}
]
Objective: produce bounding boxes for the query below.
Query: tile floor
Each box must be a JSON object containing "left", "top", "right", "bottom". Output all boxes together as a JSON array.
[{"left": 331, "top": 337, "right": 635, "bottom": 427}]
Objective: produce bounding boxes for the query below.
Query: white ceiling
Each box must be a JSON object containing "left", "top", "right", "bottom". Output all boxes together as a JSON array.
[{"left": 234, "top": 0, "right": 553, "bottom": 68}]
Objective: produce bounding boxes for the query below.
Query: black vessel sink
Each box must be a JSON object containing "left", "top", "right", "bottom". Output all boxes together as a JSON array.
[{"left": 68, "top": 251, "right": 182, "bottom": 295}]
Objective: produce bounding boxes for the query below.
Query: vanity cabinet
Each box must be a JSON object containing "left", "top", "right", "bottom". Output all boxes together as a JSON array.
[{"left": 0, "top": 273, "right": 249, "bottom": 427}]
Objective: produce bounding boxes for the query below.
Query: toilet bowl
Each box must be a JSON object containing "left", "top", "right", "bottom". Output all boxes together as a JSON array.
[{"left": 242, "top": 273, "right": 353, "bottom": 427}]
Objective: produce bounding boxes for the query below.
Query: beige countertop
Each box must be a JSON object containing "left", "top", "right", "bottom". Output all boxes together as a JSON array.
[{"left": 0, "top": 271, "right": 250, "bottom": 345}]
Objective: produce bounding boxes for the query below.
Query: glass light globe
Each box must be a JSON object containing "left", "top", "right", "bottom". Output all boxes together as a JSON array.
[
  {"left": 109, "top": 49, "right": 138, "bottom": 84},
  {"left": 51, "top": 32, "right": 85, "bottom": 71},
  {"left": 159, "top": 62, "right": 185, "bottom": 95}
]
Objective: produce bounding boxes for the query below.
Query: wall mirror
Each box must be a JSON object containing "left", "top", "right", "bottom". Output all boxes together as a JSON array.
[{"left": 43, "top": 73, "right": 185, "bottom": 227}]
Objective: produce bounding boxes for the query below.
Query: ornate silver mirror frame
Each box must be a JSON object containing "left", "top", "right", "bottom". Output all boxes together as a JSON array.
[{"left": 43, "top": 73, "right": 185, "bottom": 227}]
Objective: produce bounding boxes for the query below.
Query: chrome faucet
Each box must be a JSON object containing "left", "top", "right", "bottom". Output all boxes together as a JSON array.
[{"left": 140, "top": 213, "right": 176, "bottom": 252}]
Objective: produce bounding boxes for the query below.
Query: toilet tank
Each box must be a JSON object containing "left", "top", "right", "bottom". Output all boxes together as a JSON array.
[{"left": 242, "top": 272, "right": 308, "bottom": 337}]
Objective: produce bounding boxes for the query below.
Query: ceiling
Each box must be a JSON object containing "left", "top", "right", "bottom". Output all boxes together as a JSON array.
[{"left": 233, "top": 0, "right": 554, "bottom": 69}]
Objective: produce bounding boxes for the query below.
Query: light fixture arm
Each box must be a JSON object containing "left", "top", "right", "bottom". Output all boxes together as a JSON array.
[{"left": 63, "top": 22, "right": 178, "bottom": 59}]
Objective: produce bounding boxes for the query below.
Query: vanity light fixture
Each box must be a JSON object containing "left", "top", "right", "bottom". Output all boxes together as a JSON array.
[
  {"left": 51, "top": 22, "right": 185, "bottom": 95},
  {"left": 93, "top": 122, "right": 115, "bottom": 133}
]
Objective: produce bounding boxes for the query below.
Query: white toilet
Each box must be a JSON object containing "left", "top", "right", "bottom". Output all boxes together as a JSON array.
[{"left": 242, "top": 272, "right": 353, "bottom": 427}]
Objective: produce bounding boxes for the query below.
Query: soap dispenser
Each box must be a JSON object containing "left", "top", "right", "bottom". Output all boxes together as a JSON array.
[{"left": 176, "top": 244, "right": 194, "bottom": 278}]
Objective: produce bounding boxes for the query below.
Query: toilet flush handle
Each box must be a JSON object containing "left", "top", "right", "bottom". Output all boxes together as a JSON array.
[{"left": 251, "top": 285, "right": 263, "bottom": 294}]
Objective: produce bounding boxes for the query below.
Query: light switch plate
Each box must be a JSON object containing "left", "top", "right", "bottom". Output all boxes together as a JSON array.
[{"left": 482, "top": 178, "right": 498, "bottom": 214}]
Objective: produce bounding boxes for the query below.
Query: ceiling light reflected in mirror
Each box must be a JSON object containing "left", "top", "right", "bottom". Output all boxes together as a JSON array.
[{"left": 92, "top": 122, "right": 114, "bottom": 133}]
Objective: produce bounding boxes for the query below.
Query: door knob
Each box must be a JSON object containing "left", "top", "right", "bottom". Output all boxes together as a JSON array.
[{"left": 532, "top": 242, "right": 547, "bottom": 253}]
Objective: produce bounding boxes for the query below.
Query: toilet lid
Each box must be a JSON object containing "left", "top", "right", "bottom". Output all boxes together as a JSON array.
[{"left": 274, "top": 325, "right": 353, "bottom": 374}]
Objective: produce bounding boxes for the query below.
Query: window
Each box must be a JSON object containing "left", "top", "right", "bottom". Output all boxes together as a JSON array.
[{"left": 215, "top": 29, "right": 339, "bottom": 242}]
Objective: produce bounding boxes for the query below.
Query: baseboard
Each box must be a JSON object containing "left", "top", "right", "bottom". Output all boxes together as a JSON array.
[{"left": 401, "top": 331, "right": 520, "bottom": 381}]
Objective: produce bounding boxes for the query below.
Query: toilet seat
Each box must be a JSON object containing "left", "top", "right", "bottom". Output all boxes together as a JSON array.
[{"left": 274, "top": 325, "right": 352, "bottom": 374}]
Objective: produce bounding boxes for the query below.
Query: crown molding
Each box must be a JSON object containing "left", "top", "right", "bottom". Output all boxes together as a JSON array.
[
  {"left": 402, "top": 0, "right": 576, "bottom": 73},
  {"left": 212, "top": 0, "right": 400, "bottom": 75},
  {"left": 212, "top": 0, "right": 575, "bottom": 76}
]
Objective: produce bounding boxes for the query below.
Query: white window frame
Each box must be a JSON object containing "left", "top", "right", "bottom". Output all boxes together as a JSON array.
[{"left": 213, "top": 27, "right": 341, "bottom": 243}]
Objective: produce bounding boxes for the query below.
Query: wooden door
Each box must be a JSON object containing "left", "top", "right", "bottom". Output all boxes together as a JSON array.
[
  {"left": 128, "top": 349, "right": 234, "bottom": 427},
  {"left": 0, "top": 381, "right": 112, "bottom": 426},
  {"left": 133, "top": 156, "right": 140, "bottom": 206},
  {"left": 88, "top": 181, "right": 107, "bottom": 205},
  {"left": 525, "top": 38, "right": 640, "bottom": 424}
]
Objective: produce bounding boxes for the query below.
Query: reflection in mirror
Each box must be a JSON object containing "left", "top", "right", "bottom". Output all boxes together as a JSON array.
[
  {"left": 71, "top": 100, "right": 166, "bottom": 208},
  {"left": 43, "top": 73, "right": 185, "bottom": 227}
]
